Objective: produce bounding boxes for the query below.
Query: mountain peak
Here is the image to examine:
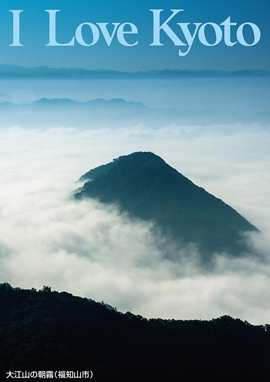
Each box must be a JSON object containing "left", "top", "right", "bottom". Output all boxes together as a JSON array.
[
  {"left": 75, "top": 152, "right": 258, "bottom": 263},
  {"left": 80, "top": 151, "right": 190, "bottom": 185}
]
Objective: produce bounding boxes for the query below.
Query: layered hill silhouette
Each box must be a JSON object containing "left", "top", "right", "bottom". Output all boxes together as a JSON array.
[
  {"left": 1, "top": 284, "right": 269, "bottom": 382},
  {"left": 0, "top": 65, "right": 269, "bottom": 79},
  {"left": 0, "top": 98, "right": 150, "bottom": 128},
  {"left": 0, "top": 97, "right": 269, "bottom": 128},
  {"left": 75, "top": 152, "right": 258, "bottom": 263}
]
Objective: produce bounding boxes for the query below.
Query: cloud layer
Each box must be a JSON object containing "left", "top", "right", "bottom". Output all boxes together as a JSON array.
[{"left": 0, "top": 123, "right": 270, "bottom": 324}]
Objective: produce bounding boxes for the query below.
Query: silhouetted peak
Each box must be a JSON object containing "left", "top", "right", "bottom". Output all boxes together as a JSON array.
[
  {"left": 76, "top": 152, "right": 258, "bottom": 261},
  {"left": 80, "top": 151, "right": 188, "bottom": 184}
]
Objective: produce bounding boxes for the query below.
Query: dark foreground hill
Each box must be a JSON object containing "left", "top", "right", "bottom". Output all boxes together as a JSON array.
[
  {"left": 0, "top": 284, "right": 269, "bottom": 382},
  {"left": 75, "top": 152, "right": 258, "bottom": 264}
]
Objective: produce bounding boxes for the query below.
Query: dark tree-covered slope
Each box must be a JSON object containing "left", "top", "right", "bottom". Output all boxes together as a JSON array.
[
  {"left": 0, "top": 284, "right": 269, "bottom": 382},
  {"left": 75, "top": 152, "right": 258, "bottom": 260}
]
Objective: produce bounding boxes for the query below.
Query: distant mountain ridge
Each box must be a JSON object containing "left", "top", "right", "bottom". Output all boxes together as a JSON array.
[
  {"left": 32, "top": 97, "right": 146, "bottom": 109},
  {"left": 0, "top": 97, "right": 146, "bottom": 108},
  {"left": 0, "top": 64, "right": 269, "bottom": 79},
  {"left": 0, "top": 98, "right": 149, "bottom": 128},
  {"left": 75, "top": 152, "right": 258, "bottom": 263},
  {"left": 0, "top": 96, "right": 269, "bottom": 127}
]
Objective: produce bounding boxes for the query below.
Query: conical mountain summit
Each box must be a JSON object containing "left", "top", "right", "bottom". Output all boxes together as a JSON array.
[{"left": 75, "top": 152, "right": 258, "bottom": 261}]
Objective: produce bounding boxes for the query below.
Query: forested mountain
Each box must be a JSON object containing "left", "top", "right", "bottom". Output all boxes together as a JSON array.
[
  {"left": 0, "top": 284, "right": 269, "bottom": 382},
  {"left": 75, "top": 152, "right": 258, "bottom": 264}
]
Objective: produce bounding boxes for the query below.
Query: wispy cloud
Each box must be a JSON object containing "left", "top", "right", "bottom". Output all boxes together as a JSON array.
[{"left": 0, "top": 124, "right": 269, "bottom": 324}]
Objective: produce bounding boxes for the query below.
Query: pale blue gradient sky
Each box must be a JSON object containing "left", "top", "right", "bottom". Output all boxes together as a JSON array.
[{"left": 0, "top": 0, "right": 269, "bottom": 71}]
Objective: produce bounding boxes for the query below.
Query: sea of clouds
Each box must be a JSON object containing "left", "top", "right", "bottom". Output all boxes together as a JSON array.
[{"left": 0, "top": 123, "right": 270, "bottom": 324}]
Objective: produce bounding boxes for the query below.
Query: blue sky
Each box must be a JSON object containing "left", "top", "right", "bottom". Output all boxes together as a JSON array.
[{"left": 0, "top": 0, "right": 269, "bottom": 71}]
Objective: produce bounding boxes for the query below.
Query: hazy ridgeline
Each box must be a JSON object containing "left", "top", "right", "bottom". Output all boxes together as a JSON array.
[{"left": 0, "top": 74, "right": 269, "bottom": 128}]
